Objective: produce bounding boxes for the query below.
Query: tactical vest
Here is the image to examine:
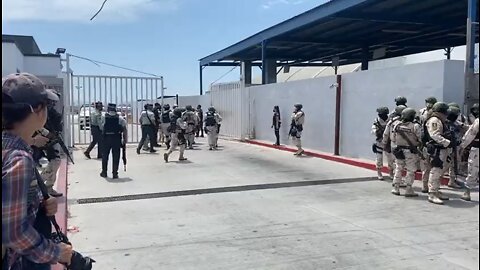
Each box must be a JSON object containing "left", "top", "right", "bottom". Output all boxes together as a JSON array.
[
  {"left": 103, "top": 114, "right": 122, "bottom": 135},
  {"left": 205, "top": 112, "right": 216, "bottom": 127},
  {"left": 162, "top": 110, "right": 171, "bottom": 123},
  {"left": 393, "top": 122, "right": 419, "bottom": 147},
  {"left": 423, "top": 114, "right": 447, "bottom": 146}
]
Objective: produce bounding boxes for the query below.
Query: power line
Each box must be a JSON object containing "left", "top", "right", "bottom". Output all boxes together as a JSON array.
[
  {"left": 91, "top": 0, "right": 108, "bottom": 21},
  {"left": 69, "top": 54, "right": 162, "bottom": 78},
  {"left": 210, "top": 64, "right": 239, "bottom": 86}
]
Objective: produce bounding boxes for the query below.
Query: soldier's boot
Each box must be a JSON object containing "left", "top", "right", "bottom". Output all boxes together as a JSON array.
[
  {"left": 399, "top": 181, "right": 407, "bottom": 188},
  {"left": 100, "top": 171, "right": 107, "bottom": 178},
  {"left": 437, "top": 191, "right": 450, "bottom": 201},
  {"left": 112, "top": 173, "right": 119, "bottom": 179},
  {"left": 84, "top": 152, "right": 91, "bottom": 159},
  {"left": 391, "top": 184, "right": 400, "bottom": 196},
  {"left": 179, "top": 154, "right": 188, "bottom": 161},
  {"left": 428, "top": 193, "right": 444, "bottom": 205},
  {"left": 163, "top": 153, "right": 169, "bottom": 163},
  {"left": 404, "top": 185, "right": 418, "bottom": 197},
  {"left": 166, "top": 141, "right": 171, "bottom": 150},
  {"left": 421, "top": 181, "right": 429, "bottom": 193},
  {"left": 376, "top": 169, "right": 384, "bottom": 180},
  {"left": 448, "top": 178, "right": 461, "bottom": 189},
  {"left": 461, "top": 189, "right": 471, "bottom": 201}
]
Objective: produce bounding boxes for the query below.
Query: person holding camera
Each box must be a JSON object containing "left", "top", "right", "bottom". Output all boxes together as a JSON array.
[{"left": 2, "top": 73, "right": 72, "bottom": 269}]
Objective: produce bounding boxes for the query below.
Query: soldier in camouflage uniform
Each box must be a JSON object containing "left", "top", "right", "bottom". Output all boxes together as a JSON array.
[
  {"left": 460, "top": 117, "right": 479, "bottom": 201},
  {"left": 391, "top": 108, "right": 422, "bottom": 197},
  {"left": 371, "top": 107, "right": 393, "bottom": 180}
]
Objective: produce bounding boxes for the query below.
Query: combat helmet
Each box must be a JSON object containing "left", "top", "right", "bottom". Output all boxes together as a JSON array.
[
  {"left": 401, "top": 108, "right": 416, "bottom": 122},
  {"left": 425, "top": 97, "right": 437, "bottom": 104},
  {"left": 376, "top": 107, "right": 389, "bottom": 115},
  {"left": 394, "top": 105, "right": 407, "bottom": 116},
  {"left": 432, "top": 102, "right": 449, "bottom": 114},
  {"left": 395, "top": 96, "right": 407, "bottom": 106}
]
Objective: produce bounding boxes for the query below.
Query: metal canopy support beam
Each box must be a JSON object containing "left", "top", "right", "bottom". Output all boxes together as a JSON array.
[
  {"left": 464, "top": 0, "right": 478, "bottom": 110},
  {"left": 206, "top": 62, "right": 262, "bottom": 67},
  {"left": 361, "top": 46, "right": 369, "bottom": 70},
  {"left": 199, "top": 65, "right": 203, "bottom": 95},
  {"left": 445, "top": 47, "right": 452, "bottom": 59},
  {"left": 241, "top": 61, "right": 252, "bottom": 86}
]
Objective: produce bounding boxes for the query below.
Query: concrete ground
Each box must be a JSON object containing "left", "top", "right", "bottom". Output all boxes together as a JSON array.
[{"left": 67, "top": 138, "right": 479, "bottom": 270}]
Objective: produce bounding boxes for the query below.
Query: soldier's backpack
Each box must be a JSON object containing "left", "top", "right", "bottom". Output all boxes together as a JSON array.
[{"left": 205, "top": 112, "right": 216, "bottom": 127}]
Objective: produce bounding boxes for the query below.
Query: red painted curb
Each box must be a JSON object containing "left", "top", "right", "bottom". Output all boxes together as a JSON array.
[
  {"left": 52, "top": 158, "right": 68, "bottom": 270},
  {"left": 245, "top": 139, "right": 449, "bottom": 185}
]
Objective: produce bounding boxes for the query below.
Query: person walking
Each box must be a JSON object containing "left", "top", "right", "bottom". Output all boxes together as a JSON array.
[
  {"left": 84, "top": 101, "right": 104, "bottom": 159},
  {"left": 196, "top": 105, "right": 204, "bottom": 137},
  {"left": 100, "top": 103, "right": 128, "bottom": 179},
  {"left": 164, "top": 108, "right": 188, "bottom": 162},
  {"left": 137, "top": 104, "right": 157, "bottom": 154},
  {"left": 204, "top": 107, "right": 222, "bottom": 150},
  {"left": 272, "top": 106, "right": 281, "bottom": 146}
]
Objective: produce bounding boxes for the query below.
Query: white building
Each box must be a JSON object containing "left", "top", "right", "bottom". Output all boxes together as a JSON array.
[{"left": 2, "top": 34, "right": 64, "bottom": 92}]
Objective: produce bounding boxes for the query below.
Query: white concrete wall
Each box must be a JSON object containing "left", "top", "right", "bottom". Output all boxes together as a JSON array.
[
  {"left": 23, "top": 55, "right": 61, "bottom": 77},
  {"left": 249, "top": 76, "right": 338, "bottom": 153},
  {"left": 442, "top": 60, "right": 465, "bottom": 108},
  {"left": 177, "top": 94, "right": 211, "bottom": 110},
  {"left": 340, "top": 60, "right": 464, "bottom": 160},
  {"left": 2, "top": 42, "right": 24, "bottom": 76}
]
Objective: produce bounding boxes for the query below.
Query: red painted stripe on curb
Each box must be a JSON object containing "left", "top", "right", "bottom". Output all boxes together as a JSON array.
[
  {"left": 245, "top": 139, "right": 449, "bottom": 185},
  {"left": 52, "top": 158, "right": 68, "bottom": 270}
]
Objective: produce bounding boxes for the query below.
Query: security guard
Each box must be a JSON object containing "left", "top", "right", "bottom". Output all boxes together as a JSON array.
[
  {"left": 137, "top": 103, "right": 157, "bottom": 154},
  {"left": 460, "top": 117, "right": 479, "bottom": 201},
  {"left": 425, "top": 102, "right": 453, "bottom": 205},
  {"left": 164, "top": 108, "right": 188, "bottom": 162},
  {"left": 289, "top": 104, "right": 305, "bottom": 156},
  {"left": 84, "top": 101, "right": 104, "bottom": 159},
  {"left": 391, "top": 108, "right": 422, "bottom": 197},
  {"left": 204, "top": 106, "right": 222, "bottom": 150},
  {"left": 182, "top": 105, "right": 197, "bottom": 149},
  {"left": 100, "top": 103, "right": 128, "bottom": 179},
  {"left": 371, "top": 107, "right": 392, "bottom": 180}
]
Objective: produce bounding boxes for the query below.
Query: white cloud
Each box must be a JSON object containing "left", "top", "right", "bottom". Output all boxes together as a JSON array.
[
  {"left": 2, "top": 0, "right": 179, "bottom": 23},
  {"left": 262, "top": 0, "right": 306, "bottom": 9}
]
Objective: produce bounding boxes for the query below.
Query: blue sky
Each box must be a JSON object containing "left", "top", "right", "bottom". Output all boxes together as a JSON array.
[{"left": 2, "top": 0, "right": 327, "bottom": 96}]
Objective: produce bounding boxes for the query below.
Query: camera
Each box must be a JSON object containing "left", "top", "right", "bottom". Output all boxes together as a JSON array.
[{"left": 51, "top": 232, "right": 95, "bottom": 270}]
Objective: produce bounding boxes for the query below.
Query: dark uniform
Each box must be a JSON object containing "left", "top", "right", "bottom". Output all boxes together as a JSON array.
[
  {"left": 196, "top": 105, "right": 204, "bottom": 137},
  {"left": 100, "top": 104, "right": 127, "bottom": 179}
]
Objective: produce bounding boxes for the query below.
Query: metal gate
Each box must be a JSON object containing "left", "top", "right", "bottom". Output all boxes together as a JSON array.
[{"left": 66, "top": 75, "right": 164, "bottom": 145}]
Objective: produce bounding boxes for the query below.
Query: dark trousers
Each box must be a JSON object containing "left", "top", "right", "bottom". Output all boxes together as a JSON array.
[
  {"left": 85, "top": 125, "right": 103, "bottom": 158},
  {"left": 196, "top": 121, "right": 204, "bottom": 137},
  {"left": 138, "top": 125, "right": 156, "bottom": 150},
  {"left": 274, "top": 129, "right": 280, "bottom": 145},
  {"left": 102, "top": 135, "right": 121, "bottom": 174}
]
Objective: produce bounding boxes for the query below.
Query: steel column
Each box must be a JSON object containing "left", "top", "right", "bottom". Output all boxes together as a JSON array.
[{"left": 361, "top": 46, "right": 369, "bottom": 70}]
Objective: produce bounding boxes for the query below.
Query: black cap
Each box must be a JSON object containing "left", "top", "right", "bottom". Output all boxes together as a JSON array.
[
  {"left": 107, "top": 103, "right": 117, "bottom": 112},
  {"left": 2, "top": 73, "right": 59, "bottom": 106}
]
